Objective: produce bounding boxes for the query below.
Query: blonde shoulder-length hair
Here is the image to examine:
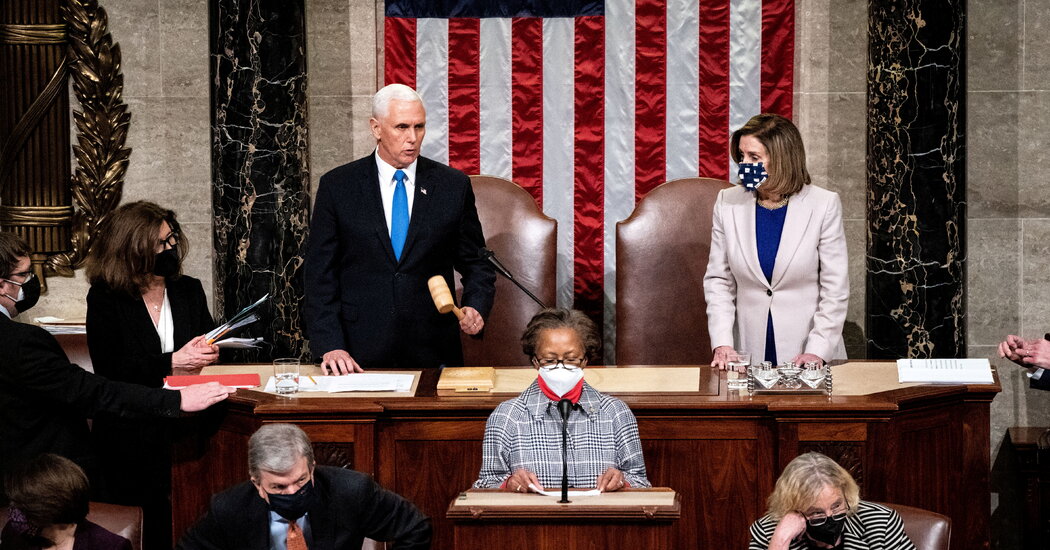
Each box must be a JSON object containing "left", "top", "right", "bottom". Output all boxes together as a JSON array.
[
  {"left": 729, "top": 113, "right": 811, "bottom": 198},
  {"left": 766, "top": 452, "right": 860, "bottom": 520}
]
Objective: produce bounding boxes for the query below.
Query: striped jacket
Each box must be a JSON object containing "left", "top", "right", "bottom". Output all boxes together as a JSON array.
[
  {"left": 749, "top": 501, "right": 917, "bottom": 550},
  {"left": 473, "top": 381, "right": 650, "bottom": 489}
]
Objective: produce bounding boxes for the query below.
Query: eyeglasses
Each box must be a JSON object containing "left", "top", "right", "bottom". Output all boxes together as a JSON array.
[
  {"left": 2, "top": 271, "right": 34, "bottom": 286},
  {"left": 804, "top": 503, "right": 851, "bottom": 526},
  {"left": 158, "top": 233, "right": 179, "bottom": 249},
  {"left": 532, "top": 357, "right": 585, "bottom": 371}
]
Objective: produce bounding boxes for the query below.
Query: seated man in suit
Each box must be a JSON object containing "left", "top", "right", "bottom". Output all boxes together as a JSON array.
[
  {"left": 305, "top": 83, "right": 496, "bottom": 374},
  {"left": 0, "top": 232, "right": 234, "bottom": 501},
  {"left": 999, "top": 333, "right": 1050, "bottom": 389},
  {"left": 178, "top": 423, "right": 431, "bottom": 550}
]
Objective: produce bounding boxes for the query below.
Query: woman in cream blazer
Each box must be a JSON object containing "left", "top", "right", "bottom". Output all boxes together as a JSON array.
[{"left": 704, "top": 114, "right": 848, "bottom": 368}]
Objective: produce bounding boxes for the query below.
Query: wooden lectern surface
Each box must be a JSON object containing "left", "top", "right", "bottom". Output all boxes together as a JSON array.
[
  {"left": 172, "top": 362, "right": 1000, "bottom": 550},
  {"left": 450, "top": 488, "right": 678, "bottom": 508}
]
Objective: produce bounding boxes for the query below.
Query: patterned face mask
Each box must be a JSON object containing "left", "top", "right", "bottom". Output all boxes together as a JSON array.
[{"left": 736, "top": 162, "right": 768, "bottom": 191}]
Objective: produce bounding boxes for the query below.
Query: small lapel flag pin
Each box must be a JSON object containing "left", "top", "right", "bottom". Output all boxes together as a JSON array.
[{"left": 420, "top": 188, "right": 428, "bottom": 195}]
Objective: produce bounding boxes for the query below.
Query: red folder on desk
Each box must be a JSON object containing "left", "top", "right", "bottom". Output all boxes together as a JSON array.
[{"left": 163, "top": 373, "right": 260, "bottom": 389}]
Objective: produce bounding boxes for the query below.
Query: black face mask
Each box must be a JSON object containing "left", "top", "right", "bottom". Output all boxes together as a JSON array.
[
  {"left": 805, "top": 515, "right": 846, "bottom": 546},
  {"left": 153, "top": 247, "right": 180, "bottom": 278},
  {"left": 14, "top": 274, "right": 41, "bottom": 313},
  {"left": 266, "top": 480, "right": 317, "bottom": 521}
]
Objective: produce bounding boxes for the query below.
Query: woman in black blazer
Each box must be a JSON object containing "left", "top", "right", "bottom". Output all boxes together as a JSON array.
[{"left": 84, "top": 201, "right": 218, "bottom": 549}]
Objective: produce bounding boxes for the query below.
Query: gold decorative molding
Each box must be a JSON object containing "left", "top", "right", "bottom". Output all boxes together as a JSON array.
[
  {"left": 46, "top": 0, "right": 130, "bottom": 277},
  {"left": 0, "top": 23, "right": 67, "bottom": 44},
  {"left": 0, "top": 205, "right": 74, "bottom": 226}
]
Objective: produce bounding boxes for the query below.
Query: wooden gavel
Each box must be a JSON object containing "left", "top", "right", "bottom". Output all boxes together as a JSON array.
[{"left": 427, "top": 275, "right": 464, "bottom": 319}]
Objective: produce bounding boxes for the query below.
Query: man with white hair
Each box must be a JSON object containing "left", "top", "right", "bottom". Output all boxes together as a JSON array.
[
  {"left": 304, "top": 83, "right": 495, "bottom": 373},
  {"left": 177, "top": 423, "right": 431, "bottom": 549}
]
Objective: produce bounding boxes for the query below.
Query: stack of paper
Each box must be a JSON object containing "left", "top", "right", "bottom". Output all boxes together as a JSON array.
[
  {"left": 896, "top": 358, "right": 994, "bottom": 384},
  {"left": 263, "top": 373, "right": 415, "bottom": 393},
  {"left": 206, "top": 294, "right": 269, "bottom": 345}
]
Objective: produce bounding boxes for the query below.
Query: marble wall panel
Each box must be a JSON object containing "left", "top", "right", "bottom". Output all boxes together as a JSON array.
[
  {"left": 967, "top": 91, "right": 1019, "bottom": 219},
  {"left": 306, "top": 96, "right": 354, "bottom": 204},
  {"left": 104, "top": 0, "right": 160, "bottom": 98},
  {"left": 1023, "top": 0, "right": 1050, "bottom": 90},
  {"left": 968, "top": 0, "right": 1022, "bottom": 92},
  {"left": 967, "top": 218, "right": 1020, "bottom": 347},
  {"left": 1021, "top": 219, "right": 1050, "bottom": 339},
  {"left": 160, "top": 0, "right": 209, "bottom": 97},
  {"left": 1017, "top": 91, "right": 1050, "bottom": 218},
  {"left": 844, "top": 218, "right": 866, "bottom": 359},
  {"left": 306, "top": 0, "right": 352, "bottom": 97},
  {"left": 866, "top": 0, "right": 966, "bottom": 359},
  {"left": 211, "top": 0, "right": 311, "bottom": 359}
]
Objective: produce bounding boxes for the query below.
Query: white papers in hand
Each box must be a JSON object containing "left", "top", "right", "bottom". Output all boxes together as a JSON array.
[
  {"left": 896, "top": 358, "right": 994, "bottom": 384},
  {"left": 215, "top": 337, "right": 264, "bottom": 349},
  {"left": 263, "top": 373, "right": 414, "bottom": 393},
  {"left": 527, "top": 484, "right": 601, "bottom": 497}
]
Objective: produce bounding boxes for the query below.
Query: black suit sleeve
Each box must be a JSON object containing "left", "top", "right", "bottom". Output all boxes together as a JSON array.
[
  {"left": 86, "top": 284, "right": 174, "bottom": 386},
  {"left": 454, "top": 174, "right": 496, "bottom": 319},
  {"left": 304, "top": 173, "right": 348, "bottom": 357},
  {"left": 13, "top": 324, "right": 181, "bottom": 418},
  {"left": 349, "top": 474, "right": 431, "bottom": 549},
  {"left": 1031, "top": 370, "right": 1050, "bottom": 390}
]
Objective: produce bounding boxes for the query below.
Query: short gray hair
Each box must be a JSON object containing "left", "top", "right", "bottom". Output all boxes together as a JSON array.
[
  {"left": 372, "top": 83, "right": 423, "bottom": 120},
  {"left": 248, "top": 424, "right": 315, "bottom": 479}
]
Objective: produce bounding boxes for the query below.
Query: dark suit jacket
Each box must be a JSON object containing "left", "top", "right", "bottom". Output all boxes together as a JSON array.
[
  {"left": 1031, "top": 370, "right": 1050, "bottom": 390},
  {"left": 86, "top": 276, "right": 214, "bottom": 387},
  {"left": 304, "top": 154, "right": 496, "bottom": 368},
  {"left": 177, "top": 466, "right": 431, "bottom": 550},
  {"left": 85, "top": 276, "right": 213, "bottom": 506},
  {"left": 0, "top": 314, "right": 181, "bottom": 500}
]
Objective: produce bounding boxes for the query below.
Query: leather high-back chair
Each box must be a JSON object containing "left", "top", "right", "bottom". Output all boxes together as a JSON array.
[
  {"left": 877, "top": 502, "right": 951, "bottom": 550},
  {"left": 0, "top": 503, "right": 144, "bottom": 550},
  {"left": 456, "top": 175, "right": 556, "bottom": 366},
  {"left": 55, "top": 333, "right": 92, "bottom": 373},
  {"left": 616, "top": 177, "right": 731, "bottom": 365}
]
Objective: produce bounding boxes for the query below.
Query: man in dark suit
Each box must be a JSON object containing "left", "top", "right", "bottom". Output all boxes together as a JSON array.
[
  {"left": 0, "top": 232, "right": 234, "bottom": 499},
  {"left": 999, "top": 333, "right": 1050, "bottom": 389},
  {"left": 177, "top": 423, "right": 430, "bottom": 550},
  {"left": 305, "top": 84, "right": 496, "bottom": 373}
]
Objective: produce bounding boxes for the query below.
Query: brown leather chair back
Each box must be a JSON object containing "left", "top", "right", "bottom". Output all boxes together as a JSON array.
[
  {"left": 876, "top": 502, "right": 951, "bottom": 550},
  {"left": 615, "top": 177, "right": 731, "bottom": 365},
  {"left": 55, "top": 333, "right": 92, "bottom": 373},
  {"left": 0, "top": 503, "right": 143, "bottom": 550},
  {"left": 457, "top": 175, "right": 556, "bottom": 366}
]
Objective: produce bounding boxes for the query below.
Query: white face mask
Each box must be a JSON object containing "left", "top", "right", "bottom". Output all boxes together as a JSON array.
[{"left": 538, "top": 367, "right": 584, "bottom": 397}]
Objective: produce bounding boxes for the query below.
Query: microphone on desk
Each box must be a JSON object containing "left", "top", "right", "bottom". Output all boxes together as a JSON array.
[
  {"left": 479, "top": 247, "right": 549, "bottom": 309},
  {"left": 557, "top": 398, "right": 574, "bottom": 504}
]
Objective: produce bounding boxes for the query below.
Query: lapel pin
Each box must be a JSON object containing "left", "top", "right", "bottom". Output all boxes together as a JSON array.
[{"left": 420, "top": 188, "right": 428, "bottom": 195}]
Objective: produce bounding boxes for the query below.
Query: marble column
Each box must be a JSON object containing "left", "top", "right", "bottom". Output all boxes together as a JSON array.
[
  {"left": 211, "top": 0, "right": 309, "bottom": 360},
  {"left": 866, "top": 1, "right": 966, "bottom": 358}
]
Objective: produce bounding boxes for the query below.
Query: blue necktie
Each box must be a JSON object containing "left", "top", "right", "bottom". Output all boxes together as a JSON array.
[{"left": 390, "top": 169, "right": 409, "bottom": 260}]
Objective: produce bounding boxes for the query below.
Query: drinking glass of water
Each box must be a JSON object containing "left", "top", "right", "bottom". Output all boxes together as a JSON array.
[
  {"left": 273, "top": 358, "right": 301, "bottom": 395},
  {"left": 726, "top": 351, "right": 751, "bottom": 391},
  {"left": 800, "top": 360, "right": 826, "bottom": 389}
]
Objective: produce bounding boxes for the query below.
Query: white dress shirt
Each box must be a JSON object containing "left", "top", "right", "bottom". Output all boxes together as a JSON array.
[{"left": 375, "top": 150, "right": 417, "bottom": 236}]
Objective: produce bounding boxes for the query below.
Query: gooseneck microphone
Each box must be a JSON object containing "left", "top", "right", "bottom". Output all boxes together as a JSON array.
[
  {"left": 557, "top": 398, "right": 574, "bottom": 504},
  {"left": 479, "top": 247, "right": 549, "bottom": 309}
]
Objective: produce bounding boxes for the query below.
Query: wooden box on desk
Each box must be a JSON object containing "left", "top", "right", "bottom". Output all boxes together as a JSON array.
[{"left": 447, "top": 488, "right": 680, "bottom": 550}]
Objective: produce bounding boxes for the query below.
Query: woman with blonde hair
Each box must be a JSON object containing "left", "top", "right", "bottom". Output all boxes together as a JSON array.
[
  {"left": 749, "top": 452, "right": 915, "bottom": 550},
  {"left": 705, "top": 113, "right": 849, "bottom": 370}
]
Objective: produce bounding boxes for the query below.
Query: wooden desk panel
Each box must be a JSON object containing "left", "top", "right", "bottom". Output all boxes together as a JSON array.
[{"left": 171, "top": 365, "right": 999, "bottom": 550}]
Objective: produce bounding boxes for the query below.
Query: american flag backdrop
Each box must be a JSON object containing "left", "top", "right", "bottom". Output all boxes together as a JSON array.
[{"left": 383, "top": 0, "right": 794, "bottom": 360}]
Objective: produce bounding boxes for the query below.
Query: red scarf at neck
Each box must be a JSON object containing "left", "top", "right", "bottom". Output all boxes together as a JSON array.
[{"left": 537, "top": 376, "right": 583, "bottom": 404}]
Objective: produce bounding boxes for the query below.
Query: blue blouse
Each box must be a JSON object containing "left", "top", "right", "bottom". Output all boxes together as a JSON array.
[{"left": 755, "top": 203, "right": 787, "bottom": 364}]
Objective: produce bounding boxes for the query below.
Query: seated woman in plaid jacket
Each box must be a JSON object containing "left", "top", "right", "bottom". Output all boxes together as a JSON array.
[{"left": 473, "top": 308, "right": 651, "bottom": 493}]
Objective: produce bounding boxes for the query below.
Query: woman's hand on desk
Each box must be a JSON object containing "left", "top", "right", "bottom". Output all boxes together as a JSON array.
[
  {"left": 505, "top": 468, "right": 541, "bottom": 493},
  {"left": 791, "top": 353, "right": 825, "bottom": 367},
  {"left": 596, "top": 467, "right": 627, "bottom": 492},
  {"left": 173, "top": 335, "right": 219, "bottom": 369},
  {"left": 711, "top": 346, "right": 734, "bottom": 370}
]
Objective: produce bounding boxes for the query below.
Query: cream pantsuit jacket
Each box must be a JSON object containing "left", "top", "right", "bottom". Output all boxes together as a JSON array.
[{"left": 703, "top": 183, "right": 849, "bottom": 362}]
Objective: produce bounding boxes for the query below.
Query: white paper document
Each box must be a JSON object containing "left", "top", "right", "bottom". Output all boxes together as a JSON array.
[
  {"left": 527, "top": 484, "right": 601, "bottom": 498},
  {"left": 264, "top": 373, "right": 414, "bottom": 393},
  {"left": 896, "top": 358, "right": 994, "bottom": 384}
]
